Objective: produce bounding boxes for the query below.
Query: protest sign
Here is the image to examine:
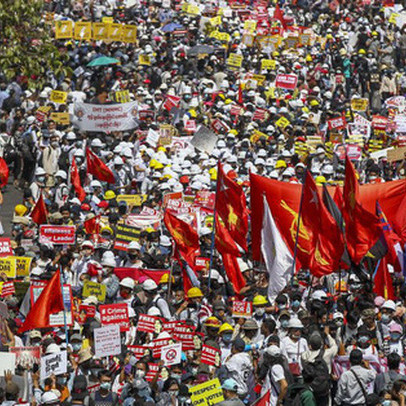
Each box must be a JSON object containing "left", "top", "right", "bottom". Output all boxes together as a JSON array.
[
  {"left": 161, "top": 343, "right": 182, "bottom": 366},
  {"left": 10, "top": 347, "right": 41, "bottom": 370},
  {"left": 55, "top": 20, "right": 73, "bottom": 39},
  {"left": 195, "top": 191, "right": 215, "bottom": 210},
  {"left": 114, "top": 268, "right": 169, "bottom": 284},
  {"left": 190, "top": 378, "right": 224, "bottom": 406},
  {"left": 50, "top": 91, "right": 68, "bottom": 104},
  {"left": 113, "top": 224, "right": 141, "bottom": 251},
  {"left": 226, "top": 53, "right": 243, "bottom": 69},
  {"left": 50, "top": 112, "right": 70, "bottom": 125},
  {"left": 1, "top": 281, "right": 15, "bottom": 297},
  {"left": 232, "top": 300, "right": 252, "bottom": 318},
  {"left": 39, "top": 225, "right": 75, "bottom": 245},
  {"left": 275, "top": 116, "right": 290, "bottom": 129},
  {"left": 173, "top": 331, "right": 203, "bottom": 351},
  {"left": 191, "top": 125, "right": 217, "bottom": 154},
  {"left": 152, "top": 337, "right": 174, "bottom": 358},
  {"left": 0, "top": 353, "right": 16, "bottom": 376},
  {"left": 100, "top": 303, "right": 129, "bottom": 332},
  {"left": 122, "top": 25, "right": 137, "bottom": 43},
  {"left": 78, "top": 304, "right": 96, "bottom": 323},
  {"left": 139, "top": 54, "right": 151, "bottom": 66},
  {"left": 351, "top": 98, "right": 369, "bottom": 112},
  {"left": 83, "top": 281, "right": 106, "bottom": 302},
  {"left": 93, "top": 22, "right": 109, "bottom": 40},
  {"left": 0, "top": 257, "right": 16, "bottom": 278},
  {"left": 387, "top": 146, "right": 406, "bottom": 162},
  {"left": 195, "top": 256, "right": 210, "bottom": 271},
  {"left": 72, "top": 102, "right": 138, "bottom": 132},
  {"left": 94, "top": 324, "right": 121, "bottom": 358},
  {"left": 328, "top": 116, "right": 347, "bottom": 130},
  {"left": 40, "top": 351, "right": 67, "bottom": 380},
  {"left": 275, "top": 74, "right": 298, "bottom": 90},
  {"left": 116, "top": 194, "right": 147, "bottom": 206},
  {"left": 15, "top": 256, "right": 32, "bottom": 277},
  {"left": 108, "top": 23, "right": 123, "bottom": 41},
  {"left": 137, "top": 314, "right": 163, "bottom": 334},
  {"left": 261, "top": 59, "right": 276, "bottom": 70},
  {"left": 74, "top": 22, "right": 92, "bottom": 40},
  {"left": 201, "top": 345, "right": 221, "bottom": 367},
  {"left": 0, "top": 238, "right": 13, "bottom": 257}
]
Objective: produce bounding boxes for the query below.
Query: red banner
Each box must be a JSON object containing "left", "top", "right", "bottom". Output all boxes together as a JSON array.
[
  {"left": 275, "top": 74, "right": 298, "bottom": 90},
  {"left": 0, "top": 238, "right": 12, "bottom": 257},
  {"left": 195, "top": 191, "right": 215, "bottom": 210},
  {"left": 114, "top": 268, "right": 169, "bottom": 284},
  {"left": 99, "top": 303, "right": 129, "bottom": 332},
  {"left": 1, "top": 282, "right": 15, "bottom": 297},
  {"left": 137, "top": 314, "right": 163, "bottom": 334},
  {"left": 39, "top": 225, "right": 76, "bottom": 245},
  {"left": 201, "top": 345, "right": 221, "bottom": 366}
]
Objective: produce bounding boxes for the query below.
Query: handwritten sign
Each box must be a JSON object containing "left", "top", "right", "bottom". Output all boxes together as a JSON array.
[
  {"left": 40, "top": 351, "right": 67, "bottom": 380},
  {"left": 83, "top": 281, "right": 106, "bottom": 302},
  {"left": 94, "top": 325, "right": 121, "bottom": 358}
]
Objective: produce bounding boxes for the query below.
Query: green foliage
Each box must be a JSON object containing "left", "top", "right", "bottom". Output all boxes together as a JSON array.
[{"left": 0, "top": 0, "right": 72, "bottom": 88}]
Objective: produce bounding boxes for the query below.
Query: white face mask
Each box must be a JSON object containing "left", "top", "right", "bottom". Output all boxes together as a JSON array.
[
  {"left": 255, "top": 308, "right": 265, "bottom": 317},
  {"left": 135, "top": 369, "right": 146, "bottom": 378}
]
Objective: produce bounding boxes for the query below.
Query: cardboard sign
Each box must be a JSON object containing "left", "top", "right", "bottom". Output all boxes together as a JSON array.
[
  {"left": 50, "top": 91, "right": 67, "bottom": 104},
  {"left": 113, "top": 224, "right": 141, "bottom": 251},
  {"left": 275, "top": 74, "right": 298, "bottom": 90},
  {"left": 0, "top": 353, "right": 16, "bottom": 376},
  {"left": 93, "top": 23, "right": 109, "bottom": 41},
  {"left": 191, "top": 125, "right": 217, "bottom": 154},
  {"left": 10, "top": 347, "right": 41, "bottom": 370},
  {"left": 74, "top": 22, "right": 92, "bottom": 40},
  {"left": 387, "top": 146, "right": 406, "bottom": 162},
  {"left": 50, "top": 112, "right": 70, "bottom": 125},
  {"left": 94, "top": 324, "right": 121, "bottom": 358},
  {"left": 55, "top": 20, "right": 73, "bottom": 39},
  {"left": 195, "top": 256, "right": 210, "bottom": 271},
  {"left": 0, "top": 238, "right": 13, "bottom": 257},
  {"left": 351, "top": 98, "right": 369, "bottom": 112},
  {"left": 0, "top": 257, "right": 16, "bottom": 278},
  {"left": 137, "top": 314, "right": 163, "bottom": 334},
  {"left": 78, "top": 304, "right": 96, "bottom": 322},
  {"left": 1, "top": 281, "right": 15, "bottom": 297},
  {"left": 40, "top": 351, "right": 67, "bottom": 380},
  {"left": 261, "top": 59, "right": 276, "bottom": 70},
  {"left": 39, "top": 225, "right": 76, "bottom": 245},
  {"left": 195, "top": 191, "right": 215, "bottom": 210},
  {"left": 100, "top": 303, "right": 129, "bottom": 332},
  {"left": 161, "top": 343, "right": 182, "bottom": 366},
  {"left": 327, "top": 116, "right": 346, "bottom": 131},
  {"left": 275, "top": 116, "right": 290, "bottom": 129},
  {"left": 201, "top": 345, "right": 221, "bottom": 366},
  {"left": 226, "top": 53, "right": 243, "bottom": 69},
  {"left": 83, "top": 281, "right": 106, "bottom": 302},
  {"left": 190, "top": 378, "right": 224, "bottom": 406},
  {"left": 116, "top": 194, "right": 147, "bottom": 206},
  {"left": 232, "top": 300, "right": 252, "bottom": 318}
]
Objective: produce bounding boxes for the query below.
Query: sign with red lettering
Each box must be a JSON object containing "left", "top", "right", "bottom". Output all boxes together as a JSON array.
[
  {"left": 195, "top": 256, "right": 210, "bottom": 271},
  {"left": 1, "top": 282, "right": 15, "bottom": 297},
  {"left": 128, "top": 345, "right": 152, "bottom": 360},
  {"left": 232, "top": 300, "right": 252, "bottom": 318},
  {"left": 162, "top": 320, "right": 183, "bottom": 334},
  {"left": 39, "top": 225, "right": 76, "bottom": 245},
  {"left": 145, "top": 363, "right": 160, "bottom": 382},
  {"left": 152, "top": 337, "right": 175, "bottom": 358},
  {"left": 77, "top": 304, "right": 96, "bottom": 323},
  {"left": 275, "top": 74, "right": 298, "bottom": 90},
  {"left": 99, "top": 303, "right": 129, "bottom": 332},
  {"left": 137, "top": 314, "right": 163, "bottom": 334},
  {"left": 0, "top": 238, "right": 13, "bottom": 257},
  {"left": 372, "top": 115, "right": 388, "bottom": 130},
  {"left": 328, "top": 116, "right": 347, "bottom": 130},
  {"left": 194, "top": 191, "right": 215, "bottom": 210},
  {"left": 201, "top": 345, "right": 221, "bottom": 366},
  {"left": 173, "top": 332, "right": 203, "bottom": 351}
]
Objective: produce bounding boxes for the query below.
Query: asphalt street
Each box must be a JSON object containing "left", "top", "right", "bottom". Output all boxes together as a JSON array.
[{"left": 1, "top": 183, "right": 22, "bottom": 237}]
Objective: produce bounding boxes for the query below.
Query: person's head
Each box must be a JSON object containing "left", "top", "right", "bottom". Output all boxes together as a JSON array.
[
  {"left": 98, "top": 370, "right": 112, "bottom": 392},
  {"left": 349, "top": 349, "right": 363, "bottom": 366},
  {"left": 387, "top": 352, "right": 401, "bottom": 371},
  {"left": 134, "top": 361, "right": 148, "bottom": 379},
  {"left": 361, "top": 308, "right": 375, "bottom": 328},
  {"left": 222, "top": 378, "right": 239, "bottom": 399},
  {"left": 219, "top": 323, "right": 234, "bottom": 344},
  {"left": 390, "top": 324, "right": 403, "bottom": 343},
  {"left": 163, "top": 377, "right": 180, "bottom": 397},
  {"left": 242, "top": 319, "right": 259, "bottom": 339},
  {"left": 70, "top": 333, "right": 82, "bottom": 353},
  {"left": 309, "top": 333, "right": 323, "bottom": 351},
  {"left": 287, "top": 318, "right": 303, "bottom": 341},
  {"left": 5, "top": 381, "right": 19, "bottom": 401},
  {"left": 232, "top": 338, "right": 246, "bottom": 354},
  {"left": 204, "top": 317, "right": 221, "bottom": 338},
  {"left": 253, "top": 295, "right": 268, "bottom": 317},
  {"left": 261, "top": 318, "right": 276, "bottom": 337},
  {"left": 381, "top": 300, "right": 396, "bottom": 325},
  {"left": 357, "top": 326, "right": 371, "bottom": 349},
  {"left": 187, "top": 287, "right": 203, "bottom": 306}
]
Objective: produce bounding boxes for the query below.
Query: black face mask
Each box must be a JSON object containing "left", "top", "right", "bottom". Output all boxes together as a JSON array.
[{"left": 128, "top": 253, "right": 138, "bottom": 260}]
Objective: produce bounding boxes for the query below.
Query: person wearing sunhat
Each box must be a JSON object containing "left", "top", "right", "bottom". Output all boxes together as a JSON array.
[{"left": 218, "top": 378, "right": 244, "bottom": 406}]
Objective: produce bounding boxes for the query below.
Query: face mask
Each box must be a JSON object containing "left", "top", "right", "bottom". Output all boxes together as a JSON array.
[
  {"left": 135, "top": 369, "right": 146, "bottom": 379},
  {"left": 278, "top": 304, "right": 286, "bottom": 310},
  {"left": 161, "top": 285, "right": 168, "bottom": 292},
  {"left": 358, "top": 336, "right": 369, "bottom": 344},
  {"left": 51, "top": 141, "right": 59, "bottom": 148},
  {"left": 281, "top": 320, "right": 289, "bottom": 329},
  {"left": 168, "top": 390, "right": 179, "bottom": 397},
  {"left": 171, "top": 373, "right": 182, "bottom": 382},
  {"left": 72, "top": 343, "right": 82, "bottom": 352},
  {"left": 335, "top": 320, "right": 343, "bottom": 327},
  {"left": 192, "top": 367, "right": 199, "bottom": 376},
  {"left": 128, "top": 253, "right": 137, "bottom": 260},
  {"left": 291, "top": 332, "right": 301, "bottom": 340},
  {"left": 381, "top": 314, "right": 391, "bottom": 324},
  {"left": 37, "top": 176, "right": 45, "bottom": 183},
  {"left": 255, "top": 308, "right": 265, "bottom": 317},
  {"left": 383, "top": 401, "right": 392, "bottom": 406},
  {"left": 292, "top": 300, "right": 300, "bottom": 308},
  {"left": 350, "top": 283, "right": 361, "bottom": 291},
  {"left": 391, "top": 333, "right": 401, "bottom": 341},
  {"left": 100, "top": 382, "right": 111, "bottom": 391},
  {"left": 222, "top": 333, "right": 233, "bottom": 343},
  {"left": 57, "top": 377, "right": 67, "bottom": 385}
]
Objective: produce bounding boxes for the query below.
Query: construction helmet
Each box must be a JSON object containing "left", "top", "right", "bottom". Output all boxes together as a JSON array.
[
  {"left": 219, "top": 323, "right": 234, "bottom": 334},
  {"left": 253, "top": 295, "right": 268, "bottom": 306},
  {"left": 104, "top": 190, "right": 116, "bottom": 200},
  {"left": 159, "top": 274, "right": 174, "bottom": 284},
  {"left": 14, "top": 204, "right": 28, "bottom": 216},
  {"left": 204, "top": 316, "right": 221, "bottom": 328},
  {"left": 275, "top": 160, "right": 287, "bottom": 169},
  {"left": 315, "top": 175, "right": 326, "bottom": 185},
  {"left": 187, "top": 287, "right": 203, "bottom": 298}
]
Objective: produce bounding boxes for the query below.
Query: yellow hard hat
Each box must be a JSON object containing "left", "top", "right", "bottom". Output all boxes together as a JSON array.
[
  {"left": 358, "top": 49, "right": 366, "bottom": 55},
  {"left": 14, "top": 204, "right": 28, "bottom": 216},
  {"left": 310, "top": 99, "right": 319, "bottom": 106},
  {"left": 315, "top": 175, "right": 326, "bottom": 185},
  {"left": 187, "top": 287, "right": 203, "bottom": 298},
  {"left": 189, "top": 109, "right": 197, "bottom": 118},
  {"left": 101, "top": 226, "right": 113, "bottom": 235},
  {"left": 204, "top": 316, "right": 221, "bottom": 328},
  {"left": 275, "top": 160, "right": 287, "bottom": 169},
  {"left": 155, "top": 162, "right": 164, "bottom": 170},
  {"left": 159, "top": 274, "right": 175, "bottom": 284},
  {"left": 219, "top": 323, "right": 234, "bottom": 334},
  {"left": 158, "top": 147, "right": 167, "bottom": 152},
  {"left": 149, "top": 159, "right": 158, "bottom": 168},
  {"left": 326, "top": 34, "right": 333, "bottom": 40},
  {"left": 372, "top": 31, "right": 378, "bottom": 36},
  {"left": 104, "top": 190, "right": 116, "bottom": 200},
  {"left": 229, "top": 129, "right": 238, "bottom": 135},
  {"left": 253, "top": 295, "right": 268, "bottom": 306},
  {"left": 272, "top": 51, "right": 280, "bottom": 57},
  {"left": 305, "top": 54, "right": 312, "bottom": 62},
  {"left": 225, "top": 98, "right": 233, "bottom": 105}
]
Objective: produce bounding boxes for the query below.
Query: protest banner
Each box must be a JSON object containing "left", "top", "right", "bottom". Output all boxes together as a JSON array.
[
  {"left": 162, "top": 320, "right": 182, "bottom": 334},
  {"left": 190, "top": 378, "right": 224, "bottom": 406},
  {"left": 72, "top": 102, "right": 138, "bottom": 132},
  {"left": 161, "top": 343, "right": 182, "bottom": 366},
  {"left": 93, "top": 22, "right": 109, "bottom": 40},
  {"left": 261, "top": 59, "right": 276, "bottom": 70},
  {"left": 50, "top": 112, "right": 70, "bottom": 125},
  {"left": 327, "top": 116, "right": 347, "bottom": 130},
  {"left": 275, "top": 74, "right": 298, "bottom": 90},
  {"left": 122, "top": 25, "right": 137, "bottom": 43},
  {"left": 39, "top": 225, "right": 76, "bottom": 245},
  {"left": 0, "top": 353, "right": 16, "bottom": 376},
  {"left": 137, "top": 314, "right": 163, "bottom": 334},
  {"left": 0, "top": 257, "right": 16, "bottom": 278},
  {"left": 55, "top": 20, "right": 73, "bottom": 39},
  {"left": 116, "top": 194, "right": 147, "bottom": 206},
  {"left": 201, "top": 345, "right": 221, "bottom": 367},
  {"left": 0, "top": 238, "right": 13, "bottom": 257},
  {"left": 94, "top": 324, "right": 121, "bottom": 358},
  {"left": 351, "top": 98, "right": 369, "bottom": 111},
  {"left": 10, "top": 347, "right": 41, "bottom": 370},
  {"left": 74, "top": 22, "right": 92, "bottom": 40},
  {"left": 50, "top": 90, "right": 68, "bottom": 104},
  {"left": 15, "top": 257, "right": 32, "bottom": 277},
  {"left": 195, "top": 256, "right": 210, "bottom": 271},
  {"left": 226, "top": 53, "right": 243, "bottom": 69},
  {"left": 387, "top": 146, "right": 406, "bottom": 162},
  {"left": 83, "top": 281, "right": 107, "bottom": 302},
  {"left": 152, "top": 337, "right": 174, "bottom": 358},
  {"left": 113, "top": 224, "right": 141, "bottom": 251},
  {"left": 100, "top": 303, "right": 129, "bottom": 332},
  {"left": 232, "top": 300, "right": 252, "bottom": 318},
  {"left": 275, "top": 116, "right": 290, "bottom": 129},
  {"left": 195, "top": 191, "right": 215, "bottom": 210},
  {"left": 78, "top": 304, "right": 96, "bottom": 323},
  {"left": 114, "top": 268, "right": 169, "bottom": 284},
  {"left": 36, "top": 105, "right": 52, "bottom": 122},
  {"left": 191, "top": 125, "right": 218, "bottom": 154},
  {"left": 40, "top": 351, "right": 67, "bottom": 380},
  {"left": 1, "top": 281, "right": 15, "bottom": 297}
]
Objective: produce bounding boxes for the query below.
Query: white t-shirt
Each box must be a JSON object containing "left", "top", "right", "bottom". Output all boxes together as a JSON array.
[{"left": 262, "top": 364, "right": 285, "bottom": 405}]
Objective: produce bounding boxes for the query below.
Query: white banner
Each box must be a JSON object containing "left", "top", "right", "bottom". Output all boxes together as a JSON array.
[{"left": 72, "top": 102, "right": 138, "bottom": 132}]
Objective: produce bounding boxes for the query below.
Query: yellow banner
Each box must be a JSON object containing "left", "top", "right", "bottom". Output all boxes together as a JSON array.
[
  {"left": 15, "top": 257, "right": 32, "bottom": 277},
  {"left": 116, "top": 195, "right": 147, "bottom": 206},
  {"left": 50, "top": 112, "right": 70, "bottom": 125},
  {"left": 122, "top": 25, "right": 137, "bottom": 43},
  {"left": 139, "top": 54, "right": 151, "bottom": 66},
  {"left": 250, "top": 130, "right": 268, "bottom": 143},
  {"left": 227, "top": 53, "right": 243, "bottom": 68},
  {"left": 50, "top": 90, "right": 68, "bottom": 104},
  {"left": 55, "top": 20, "right": 73, "bottom": 39},
  {"left": 109, "top": 23, "right": 123, "bottom": 41},
  {"left": 0, "top": 258, "right": 16, "bottom": 279},
  {"left": 83, "top": 281, "right": 106, "bottom": 302},
  {"left": 190, "top": 378, "right": 224, "bottom": 406},
  {"left": 351, "top": 98, "right": 369, "bottom": 112},
  {"left": 275, "top": 116, "right": 291, "bottom": 129},
  {"left": 261, "top": 59, "right": 276, "bottom": 70},
  {"left": 74, "top": 22, "right": 92, "bottom": 40},
  {"left": 93, "top": 23, "right": 109, "bottom": 41}
]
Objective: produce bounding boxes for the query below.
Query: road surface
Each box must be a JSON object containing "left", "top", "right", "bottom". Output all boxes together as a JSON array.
[{"left": 1, "top": 183, "right": 22, "bottom": 237}]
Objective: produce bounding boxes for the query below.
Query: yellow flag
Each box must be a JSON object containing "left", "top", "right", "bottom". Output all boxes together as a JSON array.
[
  {"left": 109, "top": 23, "right": 123, "bottom": 41},
  {"left": 55, "top": 20, "right": 73, "bottom": 39},
  {"left": 74, "top": 22, "right": 92, "bottom": 40},
  {"left": 93, "top": 23, "right": 109, "bottom": 41}
]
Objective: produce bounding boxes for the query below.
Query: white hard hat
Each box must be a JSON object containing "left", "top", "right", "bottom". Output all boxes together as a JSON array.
[
  {"left": 66, "top": 132, "right": 76, "bottom": 140},
  {"left": 288, "top": 318, "right": 304, "bottom": 329},
  {"left": 382, "top": 300, "right": 396, "bottom": 311},
  {"left": 282, "top": 167, "right": 295, "bottom": 177},
  {"left": 269, "top": 170, "right": 279, "bottom": 179},
  {"left": 55, "top": 170, "right": 67, "bottom": 180},
  {"left": 142, "top": 279, "right": 158, "bottom": 291},
  {"left": 127, "top": 241, "right": 141, "bottom": 250},
  {"left": 312, "top": 290, "right": 328, "bottom": 301},
  {"left": 159, "top": 235, "right": 172, "bottom": 247},
  {"left": 114, "top": 156, "right": 124, "bottom": 165},
  {"left": 74, "top": 149, "right": 85, "bottom": 157},
  {"left": 91, "top": 138, "right": 103, "bottom": 148},
  {"left": 45, "top": 343, "right": 60, "bottom": 354},
  {"left": 120, "top": 277, "right": 135, "bottom": 289},
  {"left": 90, "top": 180, "right": 102, "bottom": 188},
  {"left": 322, "top": 165, "right": 334, "bottom": 175},
  {"left": 101, "top": 257, "right": 116, "bottom": 268},
  {"left": 41, "top": 391, "right": 59, "bottom": 405},
  {"left": 35, "top": 167, "right": 46, "bottom": 176}
]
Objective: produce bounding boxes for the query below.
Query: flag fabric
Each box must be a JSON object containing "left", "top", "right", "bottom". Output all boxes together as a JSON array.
[
  {"left": 343, "top": 156, "right": 381, "bottom": 264},
  {"left": 18, "top": 269, "right": 64, "bottom": 333},
  {"left": 373, "top": 257, "right": 395, "bottom": 300},
  {"left": 70, "top": 158, "right": 86, "bottom": 202},
  {"left": 86, "top": 148, "right": 115, "bottom": 184},
  {"left": 393, "top": 192, "right": 406, "bottom": 246},
  {"left": 273, "top": 4, "right": 287, "bottom": 29},
  {"left": 163, "top": 95, "right": 181, "bottom": 111},
  {"left": 215, "top": 216, "right": 241, "bottom": 257},
  {"left": 0, "top": 158, "right": 9, "bottom": 188},
  {"left": 84, "top": 215, "right": 101, "bottom": 235},
  {"left": 261, "top": 196, "right": 294, "bottom": 300},
  {"left": 216, "top": 162, "right": 249, "bottom": 251},
  {"left": 253, "top": 389, "right": 271, "bottom": 405},
  {"left": 30, "top": 193, "right": 48, "bottom": 225},
  {"left": 301, "top": 173, "right": 344, "bottom": 277},
  {"left": 238, "top": 84, "right": 244, "bottom": 105}
]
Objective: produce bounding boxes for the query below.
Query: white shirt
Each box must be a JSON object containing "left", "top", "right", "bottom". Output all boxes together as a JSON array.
[
  {"left": 225, "top": 353, "right": 253, "bottom": 396},
  {"left": 281, "top": 336, "right": 309, "bottom": 369}
]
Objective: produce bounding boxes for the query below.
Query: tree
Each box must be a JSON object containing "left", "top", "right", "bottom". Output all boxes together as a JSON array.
[{"left": 0, "top": 0, "right": 71, "bottom": 88}]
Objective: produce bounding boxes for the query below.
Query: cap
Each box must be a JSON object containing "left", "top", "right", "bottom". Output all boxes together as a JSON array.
[
  {"left": 142, "top": 279, "right": 158, "bottom": 291},
  {"left": 243, "top": 319, "right": 259, "bottom": 330},
  {"left": 265, "top": 345, "right": 281, "bottom": 356},
  {"left": 120, "top": 277, "right": 135, "bottom": 290},
  {"left": 222, "top": 378, "right": 238, "bottom": 392}
]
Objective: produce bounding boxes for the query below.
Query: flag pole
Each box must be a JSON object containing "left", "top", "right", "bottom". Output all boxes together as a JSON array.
[{"left": 59, "top": 267, "right": 69, "bottom": 348}]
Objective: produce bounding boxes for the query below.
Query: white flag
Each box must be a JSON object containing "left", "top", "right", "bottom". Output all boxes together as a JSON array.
[{"left": 261, "top": 196, "right": 294, "bottom": 301}]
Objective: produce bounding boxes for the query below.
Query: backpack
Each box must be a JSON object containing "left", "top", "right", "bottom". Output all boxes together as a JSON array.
[
  {"left": 382, "top": 371, "right": 396, "bottom": 392},
  {"left": 284, "top": 383, "right": 314, "bottom": 406},
  {"left": 302, "top": 349, "right": 330, "bottom": 399}
]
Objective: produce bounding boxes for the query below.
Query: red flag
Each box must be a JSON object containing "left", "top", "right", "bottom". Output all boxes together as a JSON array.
[
  {"left": 216, "top": 163, "right": 248, "bottom": 251},
  {"left": 86, "top": 148, "right": 115, "bottom": 184},
  {"left": 31, "top": 193, "right": 48, "bottom": 225},
  {"left": 215, "top": 216, "right": 241, "bottom": 257},
  {"left": 273, "top": 4, "right": 287, "bottom": 29},
  {"left": 393, "top": 192, "right": 406, "bottom": 246},
  {"left": 0, "top": 158, "right": 9, "bottom": 188},
  {"left": 84, "top": 215, "right": 101, "bottom": 234},
  {"left": 70, "top": 158, "right": 86, "bottom": 202},
  {"left": 163, "top": 95, "right": 181, "bottom": 112},
  {"left": 18, "top": 269, "right": 64, "bottom": 333},
  {"left": 253, "top": 390, "right": 271, "bottom": 406},
  {"left": 238, "top": 84, "right": 244, "bottom": 105},
  {"left": 333, "top": 186, "right": 344, "bottom": 211},
  {"left": 302, "top": 173, "right": 345, "bottom": 277},
  {"left": 373, "top": 257, "right": 395, "bottom": 300}
]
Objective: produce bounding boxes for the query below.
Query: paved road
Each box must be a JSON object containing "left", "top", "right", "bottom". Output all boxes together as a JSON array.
[{"left": 1, "top": 183, "right": 22, "bottom": 237}]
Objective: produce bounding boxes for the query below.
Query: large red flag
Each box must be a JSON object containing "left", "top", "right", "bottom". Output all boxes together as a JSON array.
[
  {"left": 86, "top": 148, "right": 115, "bottom": 184},
  {"left": 373, "top": 256, "right": 395, "bottom": 300},
  {"left": 215, "top": 217, "right": 246, "bottom": 293},
  {"left": 70, "top": 158, "right": 86, "bottom": 202},
  {"left": 393, "top": 192, "right": 406, "bottom": 246},
  {"left": 273, "top": 4, "right": 287, "bottom": 29},
  {"left": 343, "top": 156, "right": 381, "bottom": 264},
  {"left": 0, "top": 158, "right": 9, "bottom": 188},
  {"left": 216, "top": 162, "right": 248, "bottom": 251},
  {"left": 31, "top": 193, "right": 48, "bottom": 225},
  {"left": 301, "top": 173, "right": 344, "bottom": 277},
  {"left": 19, "top": 269, "right": 64, "bottom": 333},
  {"left": 84, "top": 215, "right": 101, "bottom": 235}
]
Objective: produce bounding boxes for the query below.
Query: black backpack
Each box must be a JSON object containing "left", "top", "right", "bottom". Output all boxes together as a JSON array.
[
  {"left": 302, "top": 349, "right": 330, "bottom": 399},
  {"left": 284, "top": 383, "right": 312, "bottom": 406}
]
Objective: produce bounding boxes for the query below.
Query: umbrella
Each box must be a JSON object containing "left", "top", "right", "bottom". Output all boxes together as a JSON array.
[
  {"left": 162, "top": 23, "right": 183, "bottom": 32},
  {"left": 188, "top": 45, "right": 216, "bottom": 56},
  {"left": 87, "top": 56, "right": 120, "bottom": 67}
]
